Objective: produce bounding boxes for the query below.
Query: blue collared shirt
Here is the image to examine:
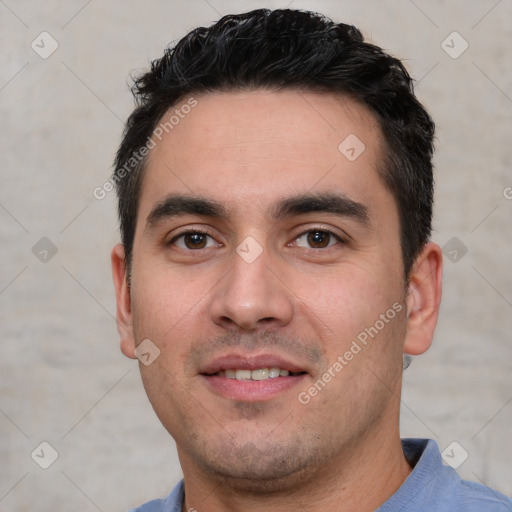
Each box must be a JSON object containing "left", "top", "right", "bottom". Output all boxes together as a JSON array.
[{"left": 128, "top": 438, "right": 512, "bottom": 511}]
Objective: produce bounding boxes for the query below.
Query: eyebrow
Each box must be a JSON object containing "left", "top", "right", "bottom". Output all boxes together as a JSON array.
[
  {"left": 270, "top": 192, "right": 370, "bottom": 226},
  {"left": 146, "top": 195, "right": 228, "bottom": 229},
  {"left": 145, "top": 191, "right": 370, "bottom": 230}
]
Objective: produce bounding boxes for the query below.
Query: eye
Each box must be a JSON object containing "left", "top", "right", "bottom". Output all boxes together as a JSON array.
[
  {"left": 170, "top": 231, "right": 219, "bottom": 250},
  {"left": 294, "top": 229, "right": 342, "bottom": 249}
]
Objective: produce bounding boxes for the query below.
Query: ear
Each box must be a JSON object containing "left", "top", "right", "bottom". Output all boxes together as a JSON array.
[
  {"left": 403, "top": 242, "right": 443, "bottom": 356},
  {"left": 111, "top": 244, "right": 136, "bottom": 359}
]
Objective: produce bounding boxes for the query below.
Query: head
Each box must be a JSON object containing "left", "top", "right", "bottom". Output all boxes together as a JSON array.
[
  {"left": 112, "top": 9, "right": 442, "bottom": 494},
  {"left": 114, "top": 8, "right": 435, "bottom": 281}
]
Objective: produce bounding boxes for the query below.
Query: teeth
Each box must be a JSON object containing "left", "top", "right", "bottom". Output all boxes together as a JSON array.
[
  {"left": 251, "top": 368, "right": 269, "bottom": 380},
  {"left": 220, "top": 367, "right": 292, "bottom": 380},
  {"left": 268, "top": 367, "right": 281, "bottom": 378},
  {"left": 235, "top": 369, "right": 252, "bottom": 380}
]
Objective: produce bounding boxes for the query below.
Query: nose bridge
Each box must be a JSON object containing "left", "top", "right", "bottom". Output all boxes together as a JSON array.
[
  {"left": 232, "top": 245, "right": 273, "bottom": 299},
  {"left": 210, "top": 241, "right": 293, "bottom": 330}
]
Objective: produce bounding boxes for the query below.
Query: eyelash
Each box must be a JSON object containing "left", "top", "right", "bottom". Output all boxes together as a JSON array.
[
  {"left": 292, "top": 227, "right": 346, "bottom": 249},
  {"left": 168, "top": 229, "right": 218, "bottom": 249},
  {"left": 168, "top": 227, "right": 346, "bottom": 251}
]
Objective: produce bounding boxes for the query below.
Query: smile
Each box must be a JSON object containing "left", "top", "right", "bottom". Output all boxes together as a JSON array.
[
  {"left": 214, "top": 368, "right": 302, "bottom": 380},
  {"left": 199, "top": 353, "right": 309, "bottom": 401}
]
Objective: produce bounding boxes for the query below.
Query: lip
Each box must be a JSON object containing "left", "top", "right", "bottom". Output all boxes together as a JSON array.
[
  {"left": 201, "top": 374, "right": 307, "bottom": 402},
  {"left": 198, "top": 352, "right": 309, "bottom": 402},
  {"left": 199, "top": 352, "right": 308, "bottom": 375}
]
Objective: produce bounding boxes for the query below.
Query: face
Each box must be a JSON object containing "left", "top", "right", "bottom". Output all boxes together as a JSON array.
[{"left": 114, "top": 90, "right": 427, "bottom": 490}]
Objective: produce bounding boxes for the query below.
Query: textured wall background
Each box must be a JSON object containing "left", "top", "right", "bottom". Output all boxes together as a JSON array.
[{"left": 1, "top": 1, "right": 511, "bottom": 510}]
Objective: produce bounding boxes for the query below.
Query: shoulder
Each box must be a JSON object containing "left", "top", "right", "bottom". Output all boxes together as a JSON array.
[
  {"left": 127, "top": 498, "right": 165, "bottom": 512},
  {"left": 126, "top": 480, "right": 184, "bottom": 512},
  {"left": 378, "top": 439, "right": 512, "bottom": 512},
  {"left": 454, "top": 479, "right": 512, "bottom": 511}
]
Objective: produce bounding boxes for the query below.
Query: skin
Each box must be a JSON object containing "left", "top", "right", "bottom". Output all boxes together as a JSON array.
[{"left": 112, "top": 90, "right": 443, "bottom": 512}]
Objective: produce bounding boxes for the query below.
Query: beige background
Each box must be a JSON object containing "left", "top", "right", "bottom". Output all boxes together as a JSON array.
[{"left": 1, "top": 0, "right": 511, "bottom": 510}]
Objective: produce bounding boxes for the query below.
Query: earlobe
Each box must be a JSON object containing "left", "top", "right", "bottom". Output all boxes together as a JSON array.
[
  {"left": 111, "top": 244, "right": 137, "bottom": 359},
  {"left": 403, "top": 242, "right": 443, "bottom": 356}
]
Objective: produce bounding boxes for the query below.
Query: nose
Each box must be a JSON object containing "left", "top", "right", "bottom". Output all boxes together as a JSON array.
[{"left": 209, "top": 246, "right": 294, "bottom": 331}]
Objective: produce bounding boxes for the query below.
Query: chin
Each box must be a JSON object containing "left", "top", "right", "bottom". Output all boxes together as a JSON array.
[{"left": 189, "top": 438, "right": 321, "bottom": 494}]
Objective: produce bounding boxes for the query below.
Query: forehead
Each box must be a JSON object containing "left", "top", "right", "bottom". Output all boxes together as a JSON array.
[{"left": 138, "top": 89, "right": 389, "bottom": 221}]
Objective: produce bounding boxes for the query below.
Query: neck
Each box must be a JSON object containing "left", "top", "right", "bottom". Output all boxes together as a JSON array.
[{"left": 179, "top": 429, "right": 411, "bottom": 512}]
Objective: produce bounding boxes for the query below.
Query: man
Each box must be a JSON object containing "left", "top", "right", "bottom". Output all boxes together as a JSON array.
[{"left": 111, "top": 8, "right": 512, "bottom": 512}]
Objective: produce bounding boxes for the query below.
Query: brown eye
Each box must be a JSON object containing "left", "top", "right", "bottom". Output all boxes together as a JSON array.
[
  {"left": 295, "top": 230, "right": 340, "bottom": 249},
  {"left": 308, "top": 231, "right": 331, "bottom": 248},
  {"left": 184, "top": 233, "right": 207, "bottom": 249},
  {"left": 171, "top": 232, "right": 217, "bottom": 250}
]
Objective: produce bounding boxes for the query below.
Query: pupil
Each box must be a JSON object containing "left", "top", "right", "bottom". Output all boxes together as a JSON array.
[
  {"left": 185, "top": 233, "right": 206, "bottom": 249},
  {"left": 308, "top": 231, "right": 329, "bottom": 248}
]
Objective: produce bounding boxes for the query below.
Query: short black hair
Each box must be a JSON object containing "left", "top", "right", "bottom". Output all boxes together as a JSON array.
[{"left": 113, "top": 8, "right": 435, "bottom": 279}]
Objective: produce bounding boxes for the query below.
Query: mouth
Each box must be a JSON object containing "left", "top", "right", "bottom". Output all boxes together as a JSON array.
[
  {"left": 199, "top": 354, "right": 309, "bottom": 401},
  {"left": 207, "top": 367, "right": 306, "bottom": 380}
]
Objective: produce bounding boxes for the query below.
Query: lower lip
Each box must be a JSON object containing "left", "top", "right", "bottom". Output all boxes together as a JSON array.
[{"left": 201, "top": 374, "right": 307, "bottom": 402}]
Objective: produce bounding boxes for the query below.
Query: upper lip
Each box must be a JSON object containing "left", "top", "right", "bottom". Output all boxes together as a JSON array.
[{"left": 199, "top": 353, "right": 308, "bottom": 375}]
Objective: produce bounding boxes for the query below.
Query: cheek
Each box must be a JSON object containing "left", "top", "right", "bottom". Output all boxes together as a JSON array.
[
  {"left": 129, "top": 266, "right": 204, "bottom": 351},
  {"left": 289, "top": 262, "right": 407, "bottom": 383},
  {"left": 292, "top": 262, "right": 400, "bottom": 332}
]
